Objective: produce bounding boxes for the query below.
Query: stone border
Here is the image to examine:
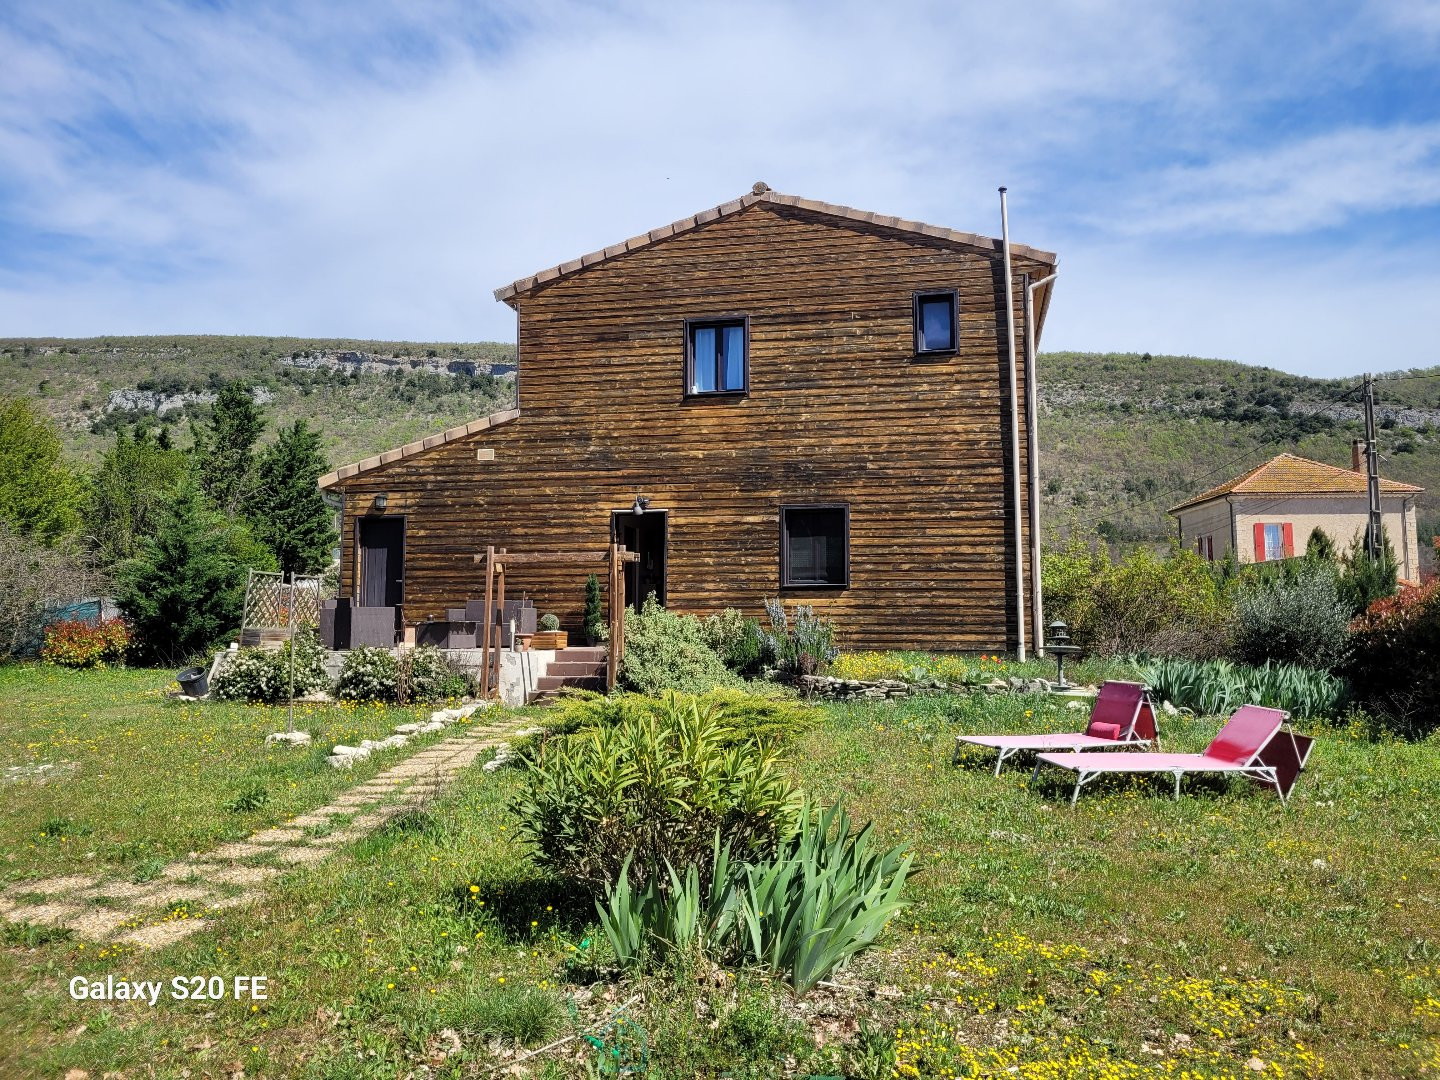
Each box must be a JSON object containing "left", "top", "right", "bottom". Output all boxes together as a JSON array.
[{"left": 327, "top": 700, "right": 491, "bottom": 768}]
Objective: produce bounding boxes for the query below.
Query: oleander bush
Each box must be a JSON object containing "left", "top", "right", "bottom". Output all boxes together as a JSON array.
[
  {"left": 41, "top": 617, "right": 129, "bottom": 668},
  {"left": 1136, "top": 655, "right": 1347, "bottom": 719},
  {"left": 511, "top": 692, "right": 801, "bottom": 894},
  {"left": 1345, "top": 571, "right": 1440, "bottom": 738},
  {"left": 619, "top": 594, "right": 742, "bottom": 694}
]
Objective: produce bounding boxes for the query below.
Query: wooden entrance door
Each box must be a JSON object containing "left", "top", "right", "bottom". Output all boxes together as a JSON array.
[
  {"left": 612, "top": 511, "right": 667, "bottom": 607},
  {"left": 358, "top": 517, "right": 405, "bottom": 609}
]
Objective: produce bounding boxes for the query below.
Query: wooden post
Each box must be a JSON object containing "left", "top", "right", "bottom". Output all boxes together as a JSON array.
[
  {"left": 494, "top": 548, "right": 506, "bottom": 699},
  {"left": 480, "top": 546, "right": 495, "bottom": 698},
  {"left": 606, "top": 543, "right": 618, "bottom": 690},
  {"left": 615, "top": 544, "right": 627, "bottom": 680}
]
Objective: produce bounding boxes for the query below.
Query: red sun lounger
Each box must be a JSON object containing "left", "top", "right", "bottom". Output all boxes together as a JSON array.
[
  {"left": 1034, "top": 704, "right": 1314, "bottom": 806},
  {"left": 954, "top": 680, "right": 1159, "bottom": 776}
]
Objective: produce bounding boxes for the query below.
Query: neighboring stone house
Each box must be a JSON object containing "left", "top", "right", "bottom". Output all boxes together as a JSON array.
[{"left": 1169, "top": 446, "right": 1424, "bottom": 581}]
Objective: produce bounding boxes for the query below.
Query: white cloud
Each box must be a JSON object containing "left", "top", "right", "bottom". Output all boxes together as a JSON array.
[{"left": 0, "top": 0, "right": 1436, "bottom": 377}]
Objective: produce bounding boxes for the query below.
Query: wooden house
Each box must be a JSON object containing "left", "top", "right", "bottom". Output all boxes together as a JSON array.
[{"left": 318, "top": 185, "right": 1057, "bottom": 651}]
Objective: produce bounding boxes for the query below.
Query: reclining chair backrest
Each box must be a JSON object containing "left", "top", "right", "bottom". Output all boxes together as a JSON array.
[
  {"left": 1085, "top": 681, "right": 1150, "bottom": 742},
  {"left": 1203, "top": 705, "right": 1287, "bottom": 765}
]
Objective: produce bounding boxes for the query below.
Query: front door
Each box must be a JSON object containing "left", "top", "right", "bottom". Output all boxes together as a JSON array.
[
  {"left": 358, "top": 517, "right": 405, "bottom": 609},
  {"left": 612, "top": 510, "right": 667, "bottom": 607}
]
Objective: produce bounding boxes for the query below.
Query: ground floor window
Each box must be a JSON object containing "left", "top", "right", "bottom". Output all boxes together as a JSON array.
[
  {"left": 1196, "top": 534, "right": 1214, "bottom": 561},
  {"left": 1254, "top": 521, "right": 1294, "bottom": 562},
  {"left": 781, "top": 505, "right": 849, "bottom": 587}
]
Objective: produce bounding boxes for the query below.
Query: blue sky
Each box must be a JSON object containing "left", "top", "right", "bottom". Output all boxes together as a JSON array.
[{"left": 1, "top": 0, "right": 1438, "bottom": 377}]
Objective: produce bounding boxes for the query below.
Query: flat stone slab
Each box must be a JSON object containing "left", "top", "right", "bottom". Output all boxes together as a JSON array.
[
  {"left": 207, "top": 842, "right": 274, "bottom": 861},
  {"left": 10, "top": 902, "right": 79, "bottom": 926},
  {"left": 70, "top": 908, "right": 141, "bottom": 939},
  {"left": 271, "top": 846, "right": 330, "bottom": 866},
  {"left": 248, "top": 827, "right": 307, "bottom": 844},
  {"left": 15, "top": 875, "right": 99, "bottom": 895},
  {"left": 119, "top": 920, "right": 206, "bottom": 949}
]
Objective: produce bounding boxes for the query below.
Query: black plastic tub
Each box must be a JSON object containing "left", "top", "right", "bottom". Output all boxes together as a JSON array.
[{"left": 176, "top": 666, "right": 209, "bottom": 698}]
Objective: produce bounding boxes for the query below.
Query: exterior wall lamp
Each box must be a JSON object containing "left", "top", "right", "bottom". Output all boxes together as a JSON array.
[
  {"left": 631, "top": 495, "right": 650, "bottom": 516},
  {"left": 373, "top": 493, "right": 388, "bottom": 510}
]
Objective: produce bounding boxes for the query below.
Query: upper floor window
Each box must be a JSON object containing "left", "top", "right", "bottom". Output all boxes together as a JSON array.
[
  {"left": 914, "top": 290, "right": 958, "bottom": 355},
  {"left": 781, "top": 504, "right": 849, "bottom": 588},
  {"left": 686, "top": 317, "right": 748, "bottom": 395}
]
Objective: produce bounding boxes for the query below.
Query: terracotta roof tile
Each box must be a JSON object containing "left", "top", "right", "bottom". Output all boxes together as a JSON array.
[
  {"left": 493, "top": 187, "right": 1057, "bottom": 303},
  {"left": 1169, "top": 453, "right": 1423, "bottom": 513}
]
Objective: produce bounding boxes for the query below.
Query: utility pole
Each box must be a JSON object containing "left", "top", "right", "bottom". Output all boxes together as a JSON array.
[{"left": 1363, "top": 373, "right": 1382, "bottom": 562}]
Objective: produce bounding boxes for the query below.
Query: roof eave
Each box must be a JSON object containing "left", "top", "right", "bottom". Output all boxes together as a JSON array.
[
  {"left": 317, "top": 407, "right": 521, "bottom": 489},
  {"left": 493, "top": 189, "right": 1057, "bottom": 304}
]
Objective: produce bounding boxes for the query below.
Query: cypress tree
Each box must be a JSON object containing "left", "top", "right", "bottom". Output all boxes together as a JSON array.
[
  {"left": 197, "top": 381, "right": 264, "bottom": 514},
  {"left": 249, "top": 420, "right": 337, "bottom": 576}
]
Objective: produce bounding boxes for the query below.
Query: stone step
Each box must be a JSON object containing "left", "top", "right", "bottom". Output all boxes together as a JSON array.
[
  {"left": 535, "top": 674, "right": 605, "bottom": 692},
  {"left": 547, "top": 660, "right": 607, "bottom": 677},
  {"left": 553, "top": 647, "right": 607, "bottom": 662}
]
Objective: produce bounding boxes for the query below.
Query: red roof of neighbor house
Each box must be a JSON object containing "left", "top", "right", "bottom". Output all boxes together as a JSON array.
[
  {"left": 493, "top": 184, "right": 1059, "bottom": 304},
  {"left": 1168, "top": 452, "right": 1423, "bottom": 514}
]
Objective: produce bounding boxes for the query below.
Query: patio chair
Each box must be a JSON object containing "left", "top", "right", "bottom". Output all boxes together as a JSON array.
[
  {"left": 954, "top": 680, "right": 1159, "bottom": 775},
  {"left": 1033, "top": 704, "right": 1314, "bottom": 806}
]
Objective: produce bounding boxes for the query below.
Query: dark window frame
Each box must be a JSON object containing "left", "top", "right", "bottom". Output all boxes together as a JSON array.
[
  {"left": 913, "top": 289, "right": 959, "bottom": 356},
  {"left": 684, "top": 315, "right": 750, "bottom": 398},
  {"left": 780, "top": 503, "right": 850, "bottom": 589}
]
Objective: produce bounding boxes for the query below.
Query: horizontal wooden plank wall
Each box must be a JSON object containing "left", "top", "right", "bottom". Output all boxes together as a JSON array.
[{"left": 335, "top": 202, "right": 1044, "bottom": 652}]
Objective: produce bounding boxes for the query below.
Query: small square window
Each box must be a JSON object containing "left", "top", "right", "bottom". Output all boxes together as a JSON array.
[
  {"left": 686, "top": 318, "right": 748, "bottom": 395},
  {"left": 781, "top": 505, "right": 849, "bottom": 588},
  {"left": 914, "top": 290, "right": 958, "bottom": 355}
]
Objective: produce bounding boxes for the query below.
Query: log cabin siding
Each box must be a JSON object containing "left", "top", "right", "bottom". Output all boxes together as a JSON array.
[{"left": 332, "top": 201, "right": 1046, "bottom": 651}]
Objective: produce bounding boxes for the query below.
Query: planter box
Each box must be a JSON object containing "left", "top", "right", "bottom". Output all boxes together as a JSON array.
[{"left": 530, "top": 631, "right": 568, "bottom": 650}]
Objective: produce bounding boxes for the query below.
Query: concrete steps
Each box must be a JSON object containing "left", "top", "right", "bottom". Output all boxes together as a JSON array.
[{"left": 528, "top": 647, "right": 609, "bottom": 704}]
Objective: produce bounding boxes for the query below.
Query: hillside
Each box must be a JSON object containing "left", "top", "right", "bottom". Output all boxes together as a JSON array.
[{"left": 3, "top": 336, "right": 1437, "bottom": 556}]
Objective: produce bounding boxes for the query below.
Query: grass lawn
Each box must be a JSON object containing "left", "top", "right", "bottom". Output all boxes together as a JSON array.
[
  {"left": 0, "top": 665, "right": 486, "bottom": 887},
  {"left": 1, "top": 668, "right": 1438, "bottom": 1077}
]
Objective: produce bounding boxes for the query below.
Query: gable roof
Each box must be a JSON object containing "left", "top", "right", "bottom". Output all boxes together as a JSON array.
[
  {"left": 317, "top": 408, "right": 519, "bottom": 490},
  {"left": 494, "top": 184, "right": 1058, "bottom": 304},
  {"left": 1168, "top": 452, "right": 1423, "bottom": 514}
]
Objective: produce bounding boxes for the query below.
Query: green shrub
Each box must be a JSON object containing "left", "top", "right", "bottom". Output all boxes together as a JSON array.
[
  {"left": 1338, "top": 530, "right": 1399, "bottom": 615},
  {"left": 1043, "top": 540, "right": 1232, "bottom": 658},
  {"left": 596, "top": 799, "right": 913, "bottom": 993},
  {"left": 336, "top": 644, "right": 464, "bottom": 704},
  {"left": 763, "top": 599, "right": 837, "bottom": 678},
  {"left": 1345, "top": 574, "right": 1440, "bottom": 738},
  {"left": 619, "top": 595, "right": 741, "bottom": 694},
  {"left": 702, "top": 609, "right": 769, "bottom": 676},
  {"left": 401, "top": 645, "right": 468, "bottom": 703},
  {"left": 1137, "top": 655, "right": 1347, "bottom": 719},
  {"left": 511, "top": 693, "right": 801, "bottom": 894},
  {"left": 538, "top": 612, "right": 560, "bottom": 632},
  {"left": 213, "top": 630, "right": 330, "bottom": 703},
  {"left": 1232, "top": 560, "right": 1351, "bottom": 671},
  {"left": 547, "top": 688, "right": 816, "bottom": 744},
  {"left": 336, "top": 645, "right": 400, "bottom": 702}
]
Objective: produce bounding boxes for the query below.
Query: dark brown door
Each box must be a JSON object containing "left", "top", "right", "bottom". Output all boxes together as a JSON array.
[
  {"left": 613, "top": 511, "right": 667, "bottom": 607},
  {"left": 358, "top": 517, "right": 404, "bottom": 608}
]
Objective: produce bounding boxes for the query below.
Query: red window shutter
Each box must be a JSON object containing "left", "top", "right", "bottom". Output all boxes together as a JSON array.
[
  {"left": 1282, "top": 523, "right": 1295, "bottom": 558},
  {"left": 1253, "top": 522, "right": 1267, "bottom": 562}
]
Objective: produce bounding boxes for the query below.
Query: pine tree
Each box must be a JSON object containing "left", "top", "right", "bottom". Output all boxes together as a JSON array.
[
  {"left": 248, "top": 420, "right": 337, "bottom": 576},
  {"left": 0, "top": 397, "right": 84, "bottom": 544},
  {"left": 196, "top": 381, "right": 264, "bottom": 514},
  {"left": 118, "top": 479, "right": 275, "bottom": 664}
]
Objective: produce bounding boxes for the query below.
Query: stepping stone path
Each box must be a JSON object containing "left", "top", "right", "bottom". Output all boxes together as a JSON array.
[{"left": 0, "top": 708, "right": 538, "bottom": 951}]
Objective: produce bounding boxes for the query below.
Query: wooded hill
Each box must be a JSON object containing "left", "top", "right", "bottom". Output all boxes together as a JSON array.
[{"left": 4, "top": 336, "right": 1437, "bottom": 552}]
